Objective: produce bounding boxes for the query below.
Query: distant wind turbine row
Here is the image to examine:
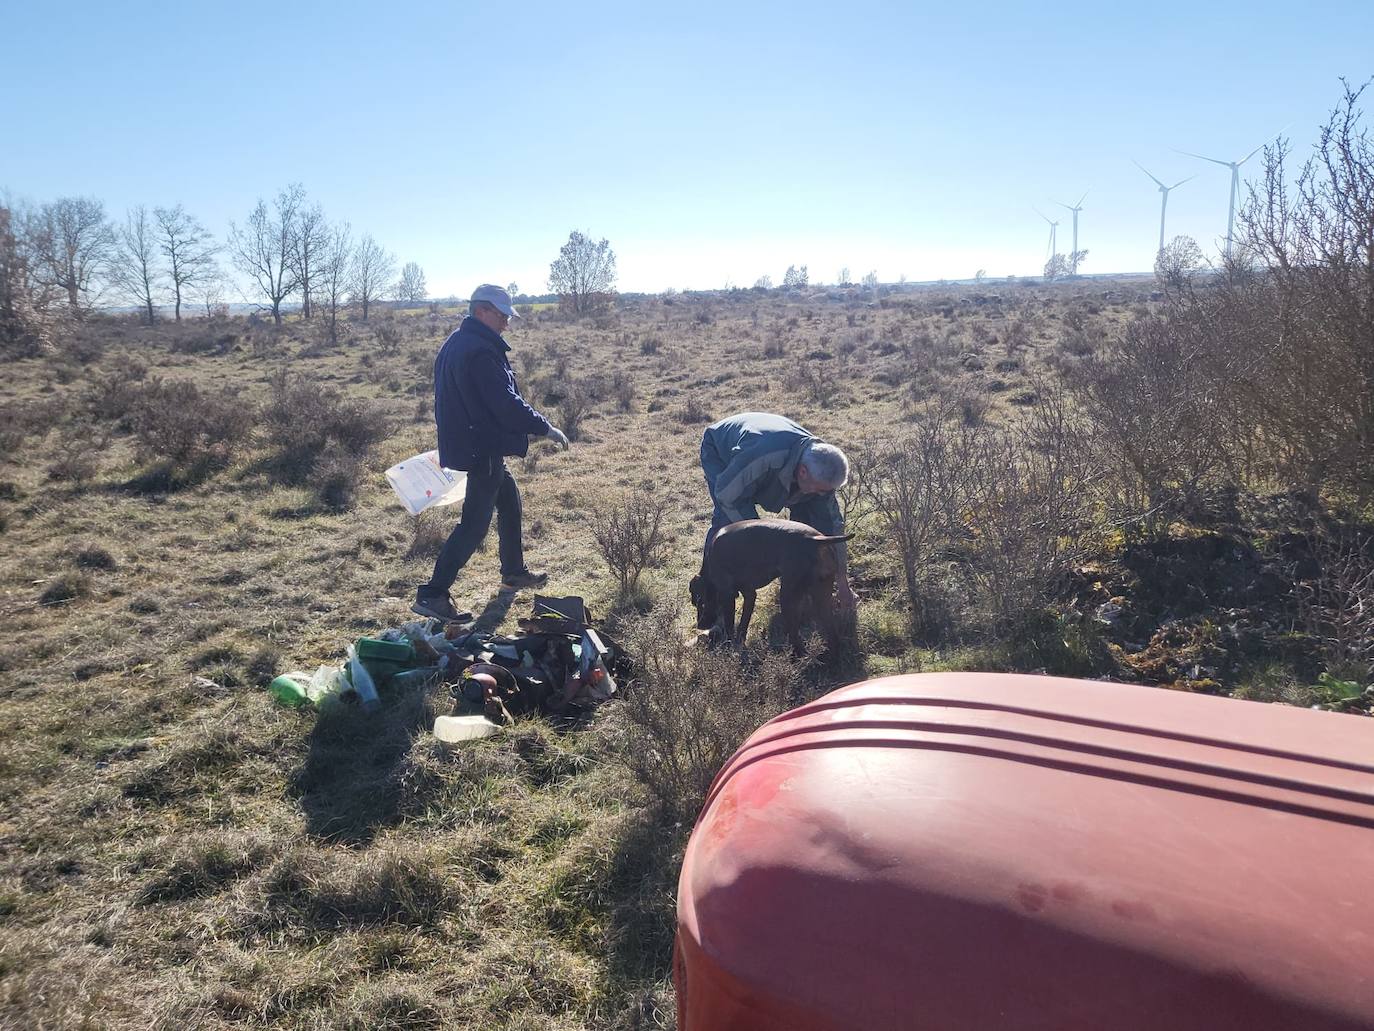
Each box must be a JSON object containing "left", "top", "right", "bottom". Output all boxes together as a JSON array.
[{"left": 1032, "top": 134, "right": 1274, "bottom": 271}]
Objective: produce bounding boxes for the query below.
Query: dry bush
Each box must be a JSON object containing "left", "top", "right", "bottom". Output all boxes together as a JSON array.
[
  {"left": 1067, "top": 314, "right": 1225, "bottom": 536},
  {"left": 612, "top": 603, "right": 808, "bottom": 818},
  {"left": 1299, "top": 528, "right": 1374, "bottom": 682},
  {"left": 786, "top": 361, "right": 841, "bottom": 408},
  {"left": 262, "top": 369, "right": 392, "bottom": 488},
  {"left": 556, "top": 381, "right": 592, "bottom": 442},
  {"left": 611, "top": 369, "right": 636, "bottom": 412},
  {"left": 674, "top": 393, "right": 710, "bottom": 426},
  {"left": 128, "top": 376, "right": 256, "bottom": 474},
  {"left": 589, "top": 489, "right": 670, "bottom": 593},
  {"left": 863, "top": 389, "right": 1100, "bottom": 639},
  {"left": 45, "top": 418, "right": 108, "bottom": 485},
  {"left": 953, "top": 388, "right": 1101, "bottom": 633}
]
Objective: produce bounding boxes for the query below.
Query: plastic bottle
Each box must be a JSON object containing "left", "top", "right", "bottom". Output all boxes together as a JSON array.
[
  {"left": 433, "top": 714, "right": 500, "bottom": 743},
  {"left": 346, "top": 645, "right": 381, "bottom": 712},
  {"left": 268, "top": 674, "right": 310, "bottom": 707}
]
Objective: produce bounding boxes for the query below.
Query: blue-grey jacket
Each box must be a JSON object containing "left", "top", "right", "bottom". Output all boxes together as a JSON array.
[
  {"left": 433, "top": 316, "right": 550, "bottom": 471},
  {"left": 700, "top": 412, "right": 843, "bottom": 534}
]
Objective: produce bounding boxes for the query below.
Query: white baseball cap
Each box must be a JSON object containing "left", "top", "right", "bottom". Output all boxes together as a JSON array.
[{"left": 470, "top": 284, "right": 521, "bottom": 319}]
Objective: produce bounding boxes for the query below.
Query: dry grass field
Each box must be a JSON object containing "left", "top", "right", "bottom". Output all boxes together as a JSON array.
[{"left": 1, "top": 279, "right": 1369, "bottom": 1029}]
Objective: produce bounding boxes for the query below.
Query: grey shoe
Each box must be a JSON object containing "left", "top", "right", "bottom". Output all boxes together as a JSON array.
[
  {"left": 500, "top": 569, "right": 549, "bottom": 591},
  {"left": 411, "top": 593, "right": 473, "bottom": 623}
]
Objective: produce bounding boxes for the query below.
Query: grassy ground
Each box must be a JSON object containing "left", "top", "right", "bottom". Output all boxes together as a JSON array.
[{"left": 0, "top": 279, "right": 1351, "bottom": 1029}]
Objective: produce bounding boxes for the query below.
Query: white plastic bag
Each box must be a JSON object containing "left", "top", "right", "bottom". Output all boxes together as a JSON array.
[{"left": 385, "top": 450, "right": 467, "bottom": 516}]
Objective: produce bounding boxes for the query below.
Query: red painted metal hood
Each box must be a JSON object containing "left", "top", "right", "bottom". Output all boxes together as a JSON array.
[{"left": 675, "top": 672, "right": 1374, "bottom": 1030}]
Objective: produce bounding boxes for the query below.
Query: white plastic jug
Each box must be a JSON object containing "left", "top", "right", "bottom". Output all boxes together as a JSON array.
[
  {"left": 385, "top": 450, "right": 467, "bottom": 516},
  {"left": 433, "top": 714, "right": 500, "bottom": 743}
]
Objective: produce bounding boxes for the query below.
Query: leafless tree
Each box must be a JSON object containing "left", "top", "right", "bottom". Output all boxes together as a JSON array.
[
  {"left": 350, "top": 233, "right": 394, "bottom": 321},
  {"left": 290, "top": 199, "right": 329, "bottom": 319},
  {"left": 1, "top": 201, "right": 54, "bottom": 352},
  {"left": 395, "top": 261, "right": 427, "bottom": 303},
  {"left": 35, "top": 196, "right": 114, "bottom": 312},
  {"left": 229, "top": 185, "right": 302, "bottom": 326},
  {"left": 548, "top": 230, "right": 617, "bottom": 314},
  {"left": 837, "top": 267, "right": 851, "bottom": 286},
  {"left": 317, "top": 222, "right": 353, "bottom": 341},
  {"left": 111, "top": 205, "right": 161, "bottom": 325},
  {"left": 783, "top": 264, "right": 809, "bottom": 289},
  {"left": 153, "top": 205, "right": 218, "bottom": 322}
]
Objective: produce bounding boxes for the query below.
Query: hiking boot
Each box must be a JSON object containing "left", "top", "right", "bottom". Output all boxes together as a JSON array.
[
  {"left": 411, "top": 593, "right": 473, "bottom": 623},
  {"left": 500, "top": 569, "right": 549, "bottom": 591}
]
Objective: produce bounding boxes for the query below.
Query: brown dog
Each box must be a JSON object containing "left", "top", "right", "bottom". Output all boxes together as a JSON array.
[{"left": 690, "top": 518, "right": 853, "bottom": 651}]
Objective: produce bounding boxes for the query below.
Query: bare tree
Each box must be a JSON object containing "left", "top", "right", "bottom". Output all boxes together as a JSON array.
[
  {"left": 395, "top": 261, "right": 427, "bottom": 303},
  {"left": 229, "top": 185, "right": 302, "bottom": 326},
  {"left": 350, "top": 233, "right": 394, "bottom": 321},
  {"left": 111, "top": 205, "right": 161, "bottom": 325},
  {"left": 153, "top": 205, "right": 217, "bottom": 322},
  {"left": 783, "top": 264, "right": 809, "bottom": 289},
  {"left": 837, "top": 267, "right": 851, "bottom": 286},
  {"left": 548, "top": 230, "right": 617, "bottom": 314},
  {"left": 1, "top": 201, "right": 55, "bottom": 352},
  {"left": 36, "top": 197, "right": 114, "bottom": 312},
  {"left": 862, "top": 270, "right": 879, "bottom": 289},
  {"left": 317, "top": 222, "right": 353, "bottom": 341},
  {"left": 290, "top": 199, "right": 329, "bottom": 319}
]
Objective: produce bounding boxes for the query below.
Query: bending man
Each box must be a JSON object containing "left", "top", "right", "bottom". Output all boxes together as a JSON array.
[{"left": 699, "top": 411, "right": 857, "bottom": 610}]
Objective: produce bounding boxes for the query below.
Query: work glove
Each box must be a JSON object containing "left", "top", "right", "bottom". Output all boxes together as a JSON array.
[{"left": 545, "top": 425, "right": 570, "bottom": 450}]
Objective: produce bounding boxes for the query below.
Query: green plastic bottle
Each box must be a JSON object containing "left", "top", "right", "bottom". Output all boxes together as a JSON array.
[{"left": 268, "top": 675, "right": 310, "bottom": 707}]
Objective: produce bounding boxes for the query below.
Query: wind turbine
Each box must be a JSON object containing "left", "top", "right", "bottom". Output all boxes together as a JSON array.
[
  {"left": 1034, "top": 207, "right": 1059, "bottom": 261},
  {"left": 1055, "top": 192, "right": 1087, "bottom": 275},
  {"left": 1175, "top": 142, "right": 1265, "bottom": 258},
  {"left": 1134, "top": 161, "right": 1194, "bottom": 259}
]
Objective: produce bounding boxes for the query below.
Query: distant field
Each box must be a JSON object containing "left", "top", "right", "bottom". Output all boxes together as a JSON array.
[{"left": 0, "top": 279, "right": 1363, "bottom": 1029}]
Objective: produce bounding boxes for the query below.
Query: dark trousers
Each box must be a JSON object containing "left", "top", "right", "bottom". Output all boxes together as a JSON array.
[{"left": 420, "top": 457, "right": 525, "bottom": 597}]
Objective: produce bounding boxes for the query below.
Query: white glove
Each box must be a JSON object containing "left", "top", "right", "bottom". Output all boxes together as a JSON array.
[{"left": 546, "top": 425, "right": 570, "bottom": 450}]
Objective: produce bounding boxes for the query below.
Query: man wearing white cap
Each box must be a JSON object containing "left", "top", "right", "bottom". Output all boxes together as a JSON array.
[{"left": 413, "top": 285, "right": 570, "bottom": 623}]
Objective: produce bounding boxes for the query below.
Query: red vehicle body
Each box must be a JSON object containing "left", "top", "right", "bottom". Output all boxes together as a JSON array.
[{"left": 675, "top": 673, "right": 1374, "bottom": 1030}]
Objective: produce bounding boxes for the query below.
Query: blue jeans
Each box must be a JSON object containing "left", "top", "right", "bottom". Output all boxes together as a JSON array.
[{"left": 420, "top": 457, "right": 526, "bottom": 597}]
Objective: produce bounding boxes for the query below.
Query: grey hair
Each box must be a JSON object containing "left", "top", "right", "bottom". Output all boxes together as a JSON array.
[
  {"left": 800, "top": 442, "right": 849, "bottom": 489},
  {"left": 469, "top": 299, "right": 497, "bottom": 317}
]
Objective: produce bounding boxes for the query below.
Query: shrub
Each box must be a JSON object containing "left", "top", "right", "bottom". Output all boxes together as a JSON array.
[
  {"left": 556, "top": 381, "right": 592, "bottom": 442},
  {"left": 45, "top": 419, "right": 107, "bottom": 485},
  {"left": 39, "top": 572, "right": 91, "bottom": 607},
  {"left": 611, "top": 369, "right": 636, "bottom": 412},
  {"left": 612, "top": 603, "right": 808, "bottom": 817},
  {"left": 128, "top": 377, "right": 256, "bottom": 474},
  {"left": 589, "top": 489, "right": 670, "bottom": 594},
  {"left": 262, "top": 369, "right": 392, "bottom": 487}
]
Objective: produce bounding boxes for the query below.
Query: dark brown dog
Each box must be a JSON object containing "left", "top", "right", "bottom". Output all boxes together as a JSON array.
[{"left": 690, "top": 518, "right": 853, "bottom": 651}]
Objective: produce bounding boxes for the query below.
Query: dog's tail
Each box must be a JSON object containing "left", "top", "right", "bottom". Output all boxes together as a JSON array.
[{"left": 813, "top": 533, "right": 855, "bottom": 544}]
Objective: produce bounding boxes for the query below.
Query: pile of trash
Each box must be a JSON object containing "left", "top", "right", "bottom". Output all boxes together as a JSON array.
[{"left": 268, "top": 595, "right": 627, "bottom": 739}]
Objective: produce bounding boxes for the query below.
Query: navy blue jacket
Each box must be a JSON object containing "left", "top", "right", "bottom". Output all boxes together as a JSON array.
[{"left": 433, "top": 316, "right": 551, "bottom": 471}]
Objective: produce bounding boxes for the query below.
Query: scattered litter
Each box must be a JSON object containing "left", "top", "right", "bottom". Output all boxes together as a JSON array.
[
  {"left": 433, "top": 713, "right": 501, "bottom": 743},
  {"left": 266, "top": 594, "right": 631, "bottom": 738}
]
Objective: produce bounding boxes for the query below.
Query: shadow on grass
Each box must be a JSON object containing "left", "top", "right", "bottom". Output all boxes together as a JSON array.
[
  {"left": 604, "top": 807, "right": 688, "bottom": 989},
  {"left": 471, "top": 588, "right": 517, "bottom": 634},
  {"left": 290, "top": 683, "right": 439, "bottom": 844}
]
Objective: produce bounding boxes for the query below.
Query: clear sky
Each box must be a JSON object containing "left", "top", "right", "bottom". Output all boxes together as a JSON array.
[{"left": 4, "top": 0, "right": 1371, "bottom": 298}]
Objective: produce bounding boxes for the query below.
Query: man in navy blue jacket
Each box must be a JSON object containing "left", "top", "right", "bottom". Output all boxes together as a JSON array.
[{"left": 413, "top": 284, "right": 569, "bottom": 623}]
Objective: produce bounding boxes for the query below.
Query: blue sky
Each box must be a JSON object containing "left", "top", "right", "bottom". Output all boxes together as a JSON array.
[{"left": 4, "top": 0, "right": 1371, "bottom": 297}]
